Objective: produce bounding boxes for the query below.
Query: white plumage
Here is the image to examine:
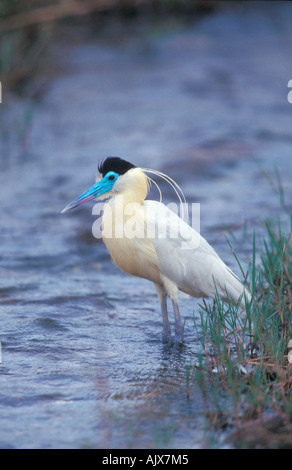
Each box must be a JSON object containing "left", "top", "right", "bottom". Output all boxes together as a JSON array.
[
  {"left": 62, "top": 157, "right": 251, "bottom": 345},
  {"left": 144, "top": 200, "right": 248, "bottom": 304}
]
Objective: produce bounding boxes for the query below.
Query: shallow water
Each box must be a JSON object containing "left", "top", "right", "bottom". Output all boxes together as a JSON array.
[{"left": 0, "top": 2, "right": 292, "bottom": 448}]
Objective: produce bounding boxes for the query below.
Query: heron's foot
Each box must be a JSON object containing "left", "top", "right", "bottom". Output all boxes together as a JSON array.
[
  {"left": 171, "top": 300, "right": 183, "bottom": 346},
  {"left": 174, "top": 323, "right": 184, "bottom": 346},
  {"left": 162, "top": 324, "right": 171, "bottom": 343}
]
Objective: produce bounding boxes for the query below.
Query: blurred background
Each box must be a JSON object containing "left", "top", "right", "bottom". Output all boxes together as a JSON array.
[{"left": 0, "top": 0, "right": 291, "bottom": 449}]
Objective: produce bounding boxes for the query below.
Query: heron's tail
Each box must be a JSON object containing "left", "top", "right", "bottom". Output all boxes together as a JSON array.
[{"left": 215, "top": 266, "right": 251, "bottom": 310}]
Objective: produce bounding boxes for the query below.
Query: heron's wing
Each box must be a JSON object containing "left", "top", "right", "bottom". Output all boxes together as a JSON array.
[
  {"left": 143, "top": 200, "right": 247, "bottom": 303},
  {"left": 143, "top": 199, "right": 216, "bottom": 256}
]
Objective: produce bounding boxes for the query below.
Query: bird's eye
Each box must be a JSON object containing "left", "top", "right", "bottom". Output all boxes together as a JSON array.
[{"left": 108, "top": 174, "right": 115, "bottom": 180}]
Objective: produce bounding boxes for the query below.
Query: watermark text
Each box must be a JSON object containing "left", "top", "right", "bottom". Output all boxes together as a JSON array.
[
  {"left": 92, "top": 199, "right": 201, "bottom": 249},
  {"left": 287, "top": 79, "right": 292, "bottom": 103}
]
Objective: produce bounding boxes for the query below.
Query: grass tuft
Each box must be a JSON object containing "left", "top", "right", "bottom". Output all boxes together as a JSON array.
[{"left": 190, "top": 199, "right": 292, "bottom": 447}]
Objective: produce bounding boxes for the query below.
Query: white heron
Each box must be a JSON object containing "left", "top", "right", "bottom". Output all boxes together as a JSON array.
[{"left": 62, "top": 157, "right": 251, "bottom": 344}]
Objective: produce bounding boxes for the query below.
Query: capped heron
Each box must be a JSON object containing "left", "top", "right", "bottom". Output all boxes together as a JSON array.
[{"left": 62, "top": 157, "right": 250, "bottom": 344}]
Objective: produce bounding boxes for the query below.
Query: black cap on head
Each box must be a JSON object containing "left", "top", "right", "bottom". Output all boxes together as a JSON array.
[{"left": 98, "top": 157, "right": 136, "bottom": 177}]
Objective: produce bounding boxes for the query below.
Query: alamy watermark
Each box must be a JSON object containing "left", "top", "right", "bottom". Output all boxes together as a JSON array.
[
  {"left": 288, "top": 79, "right": 292, "bottom": 103},
  {"left": 91, "top": 199, "right": 201, "bottom": 249}
]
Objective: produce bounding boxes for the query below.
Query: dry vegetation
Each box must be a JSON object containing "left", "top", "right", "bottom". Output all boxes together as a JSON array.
[{"left": 0, "top": 0, "right": 217, "bottom": 92}]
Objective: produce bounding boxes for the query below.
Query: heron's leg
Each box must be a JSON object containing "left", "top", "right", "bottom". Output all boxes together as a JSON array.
[
  {"left": 161, "top": 293, "right": 171, "bottom": 343},
  {"left": 172, "top": 300, "right": 183, "bottom": 345},
  {"left": 154, "top": 283, "right": 171, "bottom": 343}
]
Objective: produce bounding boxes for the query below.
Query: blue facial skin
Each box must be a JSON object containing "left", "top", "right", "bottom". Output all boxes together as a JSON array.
[{"left": 61, "top": 171, "right": 119, "bottom": 213}]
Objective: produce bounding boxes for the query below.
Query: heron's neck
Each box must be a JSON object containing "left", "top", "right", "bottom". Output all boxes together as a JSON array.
[
  {"left": 102, "top": 169, "right": 148, "bottom": 240},
  {"left": 113, "top": 168, "right": 148, "bottom": 207},
  {"left": 103, "top": 192, "right": 142, "bottom": 233}
]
